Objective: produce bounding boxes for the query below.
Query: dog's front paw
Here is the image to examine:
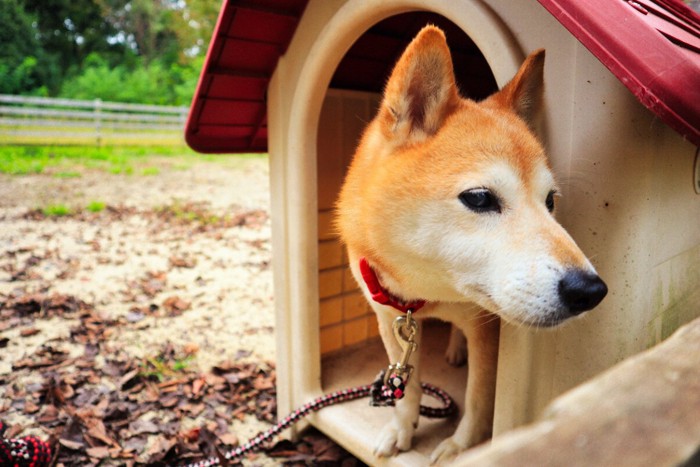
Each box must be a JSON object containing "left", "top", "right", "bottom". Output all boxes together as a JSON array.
[
  {"left": 374, "top": 419, "right": 416, "bottom": 457},
  {"left": 429, "top": 436, "right": 466, "bottom": 465}
]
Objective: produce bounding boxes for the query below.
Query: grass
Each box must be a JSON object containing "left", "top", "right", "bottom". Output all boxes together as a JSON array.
[
  {"left": 0, "top": 145, "right": 191, "bottom": 176},
  {"left": 157, "top": 201, "right": 223, "bottom": 225},
  {"left": 0, "top": 145, "right": 266, "bottom": 176},
  {"left": 42, "top": 204, "right": 72, "bottom": 217},
  {"left": 53, "top": 171, "right": 82, "bottom": 178},
  {"left": 0, "top": 154, "right": 45, "bottom": 175},
  {"left": 38, "top": 200, "right": 106, "bottom": 217},
  {"left": 141, "top": 167, "right": 160, "bottom": 176},
  {"left": 139, "top": 353, "right": 195, "bottom": 382},
  {"left": 109, "top": 164, "right": 134, "bottom": 175},
  {"left": 86, "top": 201, "right": 106, "bottom": 213}
]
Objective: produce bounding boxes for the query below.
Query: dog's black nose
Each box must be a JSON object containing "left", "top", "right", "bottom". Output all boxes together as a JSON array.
[{"left": 558, "top": 269, "right": 608, "bottom": 315}]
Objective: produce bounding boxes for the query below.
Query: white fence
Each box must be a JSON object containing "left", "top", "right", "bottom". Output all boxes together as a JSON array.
[{"left": 0, "top": 94, "right": 189, "bottom": 146}]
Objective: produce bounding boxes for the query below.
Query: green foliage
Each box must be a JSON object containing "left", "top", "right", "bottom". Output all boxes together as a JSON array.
[
  {"left": 86, "top": 201, "right": 106, "bottom": 213},
  {"left": 156, "top": 201, "right": 223, "bottom": 226},
  {"left": 53, "top": 171, "right": 81, "bottom": 178},
  {"left": 23, "top": 0, "right": 124, "bottom": 67},
  {"left": 58, "top": 53, "right": 202, "bottom": 105},
  {"left": 141, "top": 167, "right": 160, "bottom": 176},
  {"left": 0, "top": 145, "right": 198, "bottom": 175},
  {"left": 0, "top": 148, "right": 45, "bottom": 174},
  {"left": 172, "top": 56, "right": 205, "bottom": 106},
  {"left": 0, "top": 0, "right": 55, "bottom": 94},
  {"left": 0, "top": 0, "right": 219, "bottom": 103},
  {"left": 139, "top": 354, "right": 194, "bottom": 382},
  {"left": 0, "top": 0, "right": 35, "bottom": 62},
  {"left": 42, "top": 204, "right": 72, "bottom": 217},
  {"left": 0, "top": 56, "right": 38, "bottom": 95},
  {"left": 109, "top": 164, "right": 134, "bottom": 175}
]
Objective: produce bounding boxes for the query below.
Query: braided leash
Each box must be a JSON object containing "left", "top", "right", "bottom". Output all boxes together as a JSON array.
[
  {"left": 182, "top": 371, "right": 456, "bottom": 467},
  {"left": 0, "top": 374, "right": 455, "bottom": 467},
  {"left": 0, "top": 421, "right": 52, "bottom": 467},
  {"left": 183, "top": 262, "right": 450, "bottom": 466}
]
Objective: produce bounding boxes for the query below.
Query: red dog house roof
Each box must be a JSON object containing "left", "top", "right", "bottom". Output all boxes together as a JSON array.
[
  {"left": 184, "top": 0, "right": 308, "bottom": 153},
  {"left": 185, "top": 0, "right": 700, "bottom": 153},
  {"left": 538, "top": 0, "right": 700, "bottom": 146}
]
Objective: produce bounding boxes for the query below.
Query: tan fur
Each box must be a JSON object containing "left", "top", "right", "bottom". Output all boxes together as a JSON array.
[{"left": 336, "top": 25, "right": 605, "bottom": 463}]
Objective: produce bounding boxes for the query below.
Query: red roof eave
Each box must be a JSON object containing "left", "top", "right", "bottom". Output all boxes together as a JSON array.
[
  {"left": 537, "top": 0, "right": 700, "bottom": 146},
  {"left": 185, "top": 0, "right": 700, "bottom": 153},
  {"left": 184, "top": 0, "right": 308, "bottom": 153}
]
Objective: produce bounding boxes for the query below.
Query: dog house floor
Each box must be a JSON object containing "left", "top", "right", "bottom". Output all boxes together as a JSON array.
[{"left": 315, "top": 320, "right": 469, "bottom": 465}]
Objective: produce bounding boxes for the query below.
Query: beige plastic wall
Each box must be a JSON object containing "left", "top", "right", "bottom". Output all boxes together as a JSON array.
[
  {"left": 267, "top": 0, "right": 700, "bottom": 454},
  {"left": 486, "top": 1, "right": 700, "bottom": 432}
]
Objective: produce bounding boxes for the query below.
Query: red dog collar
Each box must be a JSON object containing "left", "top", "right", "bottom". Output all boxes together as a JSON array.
[{"left": 358, "top": 257, "right": 426, "bottom": 313}]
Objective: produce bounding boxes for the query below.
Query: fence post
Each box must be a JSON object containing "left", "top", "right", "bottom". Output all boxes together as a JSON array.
[{"left": 94, "top": 98, "right": 102, "bottom": 147}]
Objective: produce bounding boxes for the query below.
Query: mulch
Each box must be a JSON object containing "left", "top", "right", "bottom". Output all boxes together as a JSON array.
[
  {"left": 0, "top": 203, "right": 363, "bottom": 466},
  {"left": 1, "top": 291, "right": 364, "bottom": 466}
]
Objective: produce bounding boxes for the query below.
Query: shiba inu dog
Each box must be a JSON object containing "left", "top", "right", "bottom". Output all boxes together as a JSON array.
[{"left": 336, "top": 26, "right": 607, "bottom": 463}]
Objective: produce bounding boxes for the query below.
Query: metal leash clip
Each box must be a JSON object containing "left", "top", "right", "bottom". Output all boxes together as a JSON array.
[{"left": 383, "top": 310, "right": 418, "bottom": 400}]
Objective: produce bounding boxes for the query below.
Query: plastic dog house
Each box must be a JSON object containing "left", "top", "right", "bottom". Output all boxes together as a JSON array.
[{"left": 185, "top": 0, "right": 700, "bottom": 464}]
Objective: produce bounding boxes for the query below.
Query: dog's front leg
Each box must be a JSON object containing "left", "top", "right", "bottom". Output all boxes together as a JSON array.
[
  {"left": 373, "top": 306, "right": 422, "bottom": 457},
  {"left": 430, "top": 310, "right": 499, "bottom": 464},
  {"left": 445, "top": 324, "right": 467, "bottom": 366}
]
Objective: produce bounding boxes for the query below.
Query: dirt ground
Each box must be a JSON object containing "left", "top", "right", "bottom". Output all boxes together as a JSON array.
[
  {"left": 0, "top": 155, "right": 361, "bottom": 465},
  {"left": 0, "top": 155, "right": 274, "bottom": 374}
]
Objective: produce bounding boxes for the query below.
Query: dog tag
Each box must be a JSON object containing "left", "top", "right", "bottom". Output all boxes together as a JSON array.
[{"left": 383, "top": 311, "right": 418, "bottom": 399}]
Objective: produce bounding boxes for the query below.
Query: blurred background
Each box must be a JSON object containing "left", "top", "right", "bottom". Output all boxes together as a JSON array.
[
  {"left": 0, "top": 0, "right": 224, "bottom": 152},
  {"left": 0, "top": 0, "right": 219, "bottom": 105}
]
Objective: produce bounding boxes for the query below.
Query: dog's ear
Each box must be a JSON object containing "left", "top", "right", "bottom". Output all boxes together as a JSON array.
[
  {"left": 378, "top": 25, "right": 459, "bottom": 146},
  {"left": 489, "top": 49, "right": 545, "bottom": 128}
]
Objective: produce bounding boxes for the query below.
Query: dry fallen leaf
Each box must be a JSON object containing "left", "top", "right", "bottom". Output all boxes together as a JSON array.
[
  {"left": 23, "top": 400, "right": 40, "bottom": 414},
  {"left": 162, "top": 295, "right": 191, "bottom": 315},
  {"left": 0, "top": 172, "right": 359, "bottom": 466},
  {"left": 169, "top": 255, "right": 197, "bottom": 268},
  {"left": 59, "top": 438, "right": 85, "bottom": 451},
  {"left": 86, "top": 445, "right": 111, "bottom": 460}
]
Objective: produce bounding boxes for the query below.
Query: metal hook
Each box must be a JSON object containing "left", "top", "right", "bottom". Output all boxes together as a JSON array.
[
  {"left": 393, "top": 310, "right": 418, "bottom": 351},
  {"left": 388, "top": 310, "right": 418, "bottom": 376}
]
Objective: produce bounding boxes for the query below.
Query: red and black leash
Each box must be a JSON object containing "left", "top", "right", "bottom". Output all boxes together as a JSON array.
[
  {"left": 0, "top": 374, "right": 456, "bottom": 467},
  {"left": 0, "top": 371, "right": 456, "bottom": 467},
  {"left": 0, "top": 421, "right": 52, "bottom": 467},
  {"left": 1, "top": 259, "right": 455, "bottom": 466},
  {"left": 180, "top": 259, "right": 447, "bottom": 466},
  {"left": 183, "top": 371, "right": 455, "bottom": 467}
]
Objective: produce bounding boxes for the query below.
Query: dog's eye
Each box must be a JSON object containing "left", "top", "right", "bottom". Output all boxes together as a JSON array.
[
  {"left": 546, "top": 191, "right": 556, "bottom": 212},
  {"left": 459, "top": 189, "right": 501, "bottom": 213}
]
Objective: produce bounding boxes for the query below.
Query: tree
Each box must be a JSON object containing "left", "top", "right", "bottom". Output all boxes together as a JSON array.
[
  {"left": 102, "top": 0, "right": 219, "bottom": 66},
  {"left": 19, "top": 0, "right": 129, "bottom": 93},
  {"left": 0, "top": 0, "right": 55, "bottom": 94},
  {"left": 0, "top": 0, "right": 220, "bottom": 102}
]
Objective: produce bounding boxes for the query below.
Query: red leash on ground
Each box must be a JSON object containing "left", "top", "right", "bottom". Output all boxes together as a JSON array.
[
  {"left": 0, "top": 421, "right": 52, "bottom": 467},
  {"left": 184, "top": 260, "right": 452, "bottom": 465},
  {"left": 2, "top": 258, "right": 453, "bottom": 466},
  {"left": 182, "top": 372, "right": 456, "bottom": 467},
  {"left": 0, "top": 374, "right": 455, "bottom": 467}
]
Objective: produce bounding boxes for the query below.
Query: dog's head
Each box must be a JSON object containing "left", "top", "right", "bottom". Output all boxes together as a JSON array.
[{"left": 337, "top": 26, "right": 607, "bottom": 327}]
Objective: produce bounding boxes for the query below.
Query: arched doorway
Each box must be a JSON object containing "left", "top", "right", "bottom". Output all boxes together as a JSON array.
[
  {"left": 311, "top": 10, "right": 502, "bottom": 460},
  {"left": 272, "top": 2, "right": 525, "bottom": 461},
  {"left": 316, "top": 11, "right": 499, "bottom": 359}
]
